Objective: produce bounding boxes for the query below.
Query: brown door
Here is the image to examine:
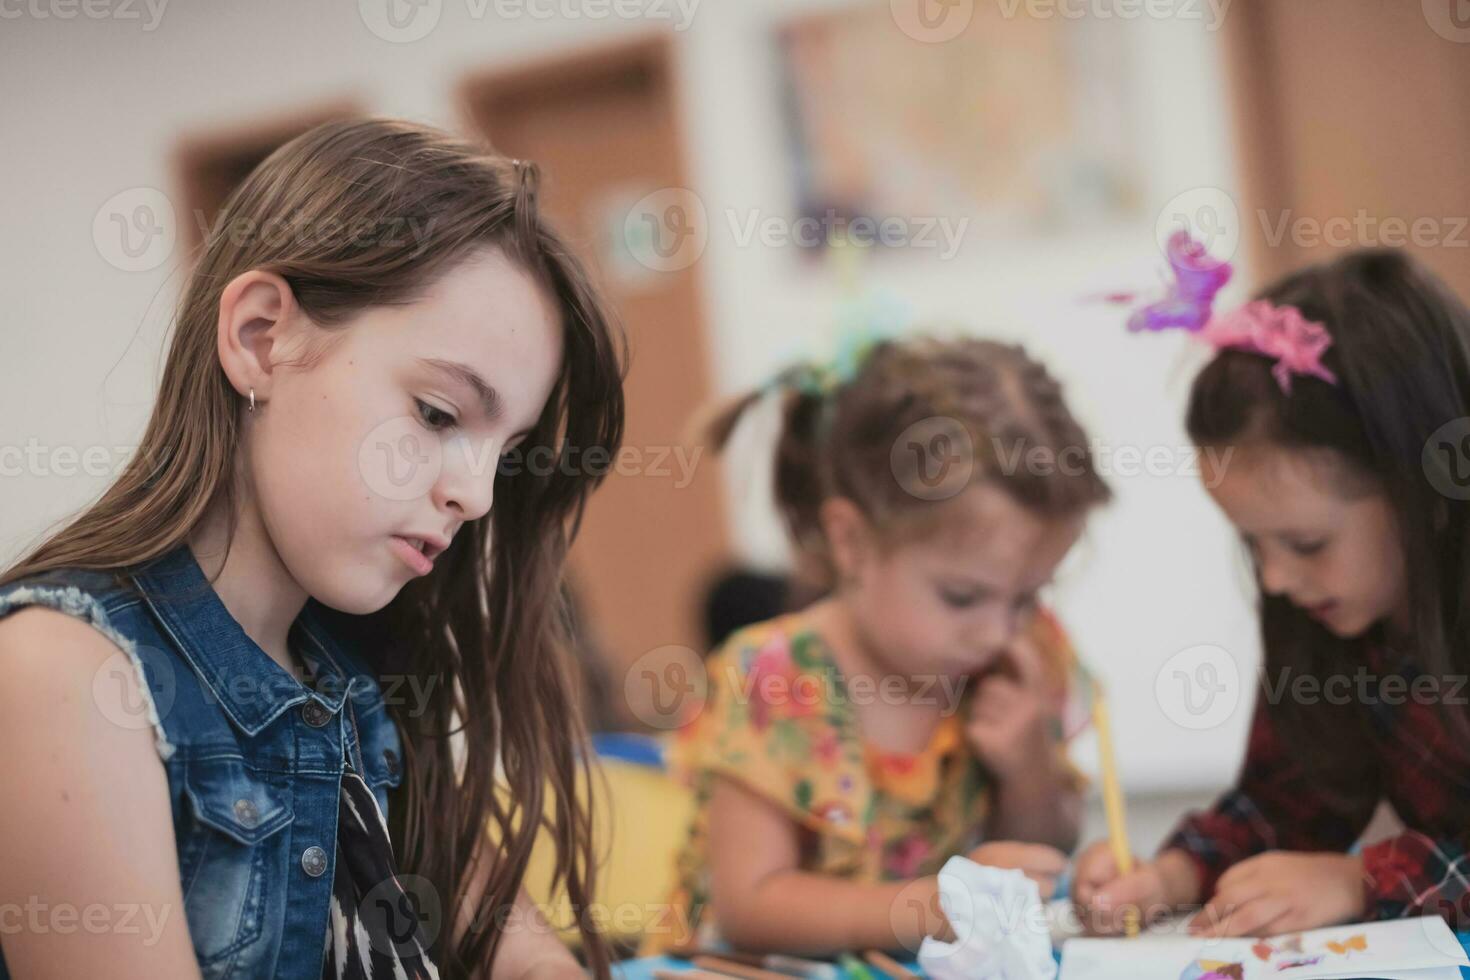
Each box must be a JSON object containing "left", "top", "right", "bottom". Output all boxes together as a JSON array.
[
  {"left": 174, "top": 102, "right": 362, "bottom": 254},
  {"left": 461, "top": 35, "right": 727, "bottom": 729},
  {"left": 1222, "top": 0, "right": 1470, "bottom": 299}
]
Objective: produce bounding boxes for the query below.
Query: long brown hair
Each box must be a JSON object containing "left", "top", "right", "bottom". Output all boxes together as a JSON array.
[
  {"left": 2, "top": 118, "right": 625, "bottom": 977},
  {"left": 708, "top": 335, "right": 1111, "bottom": 584},
  {"left": 1186, "top": 250, "right": 1470, "bottom": 796}
]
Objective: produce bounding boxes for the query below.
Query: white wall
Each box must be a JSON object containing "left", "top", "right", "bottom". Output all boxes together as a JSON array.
[{"left": 0, "top": 0, "right": 1261, "bottom": 794}]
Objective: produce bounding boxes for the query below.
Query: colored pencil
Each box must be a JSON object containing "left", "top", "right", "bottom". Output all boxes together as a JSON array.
[
  {"left": 668, "top": 947, "right": 838, "bottom": 980},
  {"left": 1092, "top": 683, "right": 1140, "bottom": 938},
  {"left": 862, "top": 949, "right": 921, "bottom": 980},
  {"left": 693, "top": 955, "right": 801, "bottom": 980}
]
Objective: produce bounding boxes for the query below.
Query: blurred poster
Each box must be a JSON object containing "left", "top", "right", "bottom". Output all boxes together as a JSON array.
[{"left": 776, "top": 2, "right": 1142, "bottom": 254}]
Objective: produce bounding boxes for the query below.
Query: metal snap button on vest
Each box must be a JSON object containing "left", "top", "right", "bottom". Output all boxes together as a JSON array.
[
  {"left": 383, "top": 748, "right": 399, "bottom": 777},
  {"left": 301, "top": 701, "right": 331, "bottom": 728},
  {"left": 301, "top": 845, "right": 328, "bottom": 877},
  {"left": 233, "top": 798, "right": 259, "bottom": 829}
]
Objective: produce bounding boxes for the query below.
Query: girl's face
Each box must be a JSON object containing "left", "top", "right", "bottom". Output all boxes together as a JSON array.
[
  {"left": 1202, "top": 443, "right": 1409, "bottom": 637},
  {"left": 830, "top": 483, "right": 1085, "bottom": 679},
  {"left": 241, "top": 247, "right": 563, "bottom": 614}
]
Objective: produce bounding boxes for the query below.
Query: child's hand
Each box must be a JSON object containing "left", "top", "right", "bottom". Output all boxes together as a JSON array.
[
  {"left": 967, "top": 841, "right": 1068, "bottom": 899},
  {"left": 1072, "top": 840, "right": 1173, "bottom": 934},
  {"left": 1189, "top": 852, "right": 1367, "bottom": 938},
  {"left": 964, "top": 635, "right": 1055, "bottom": 778}
]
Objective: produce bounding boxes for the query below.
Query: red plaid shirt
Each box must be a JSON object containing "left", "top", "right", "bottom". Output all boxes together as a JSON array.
[{"left": 1163, "top": 643, "right": 1470, "bottom": 929}]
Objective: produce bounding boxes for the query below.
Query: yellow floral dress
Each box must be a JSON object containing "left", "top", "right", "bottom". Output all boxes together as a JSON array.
[{"left": 641, "top": 606, "right": 1090, "bottom": 954}]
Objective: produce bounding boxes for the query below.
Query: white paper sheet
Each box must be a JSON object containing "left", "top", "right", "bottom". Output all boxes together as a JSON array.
[{"left": 1058, "top": 916, "right": 1468, "bottom": 980}]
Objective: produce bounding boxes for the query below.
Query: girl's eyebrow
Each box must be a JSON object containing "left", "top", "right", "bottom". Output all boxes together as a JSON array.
[
  {"left": 937, "top": 572, "right": 1001, "bottom": 592},
  {"left": 417, "top": 357, "right": 504, "bottom": 421},
  {"left": 1277, "top": 530, "right": 1327, "bottom": 543},
  {"left": 417, "top": 357, "right": 540, "bottom": 441}
]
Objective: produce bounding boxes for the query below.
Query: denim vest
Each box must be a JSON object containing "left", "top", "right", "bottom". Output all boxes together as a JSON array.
[{"left": 0, "top": 543, "right": 405, "bottom": 979}]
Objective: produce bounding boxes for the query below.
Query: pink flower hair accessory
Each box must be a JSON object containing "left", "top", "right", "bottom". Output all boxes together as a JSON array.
[{"left": 1201, "top": 299, "right": 1338, "bottom": 393}]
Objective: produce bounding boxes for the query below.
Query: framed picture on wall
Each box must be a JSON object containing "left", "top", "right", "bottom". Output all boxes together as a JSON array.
[{"left": 775, "top": 2, "right": 1143, "bottom": 257}]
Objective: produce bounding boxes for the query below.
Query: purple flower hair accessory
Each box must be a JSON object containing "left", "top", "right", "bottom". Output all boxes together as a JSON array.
[
  {"left": 1118, "top": 230, "right": 1339, "bottom": 393},
  {"left": 1127, "top": 230, "right": 1233, "bottom": 333}
]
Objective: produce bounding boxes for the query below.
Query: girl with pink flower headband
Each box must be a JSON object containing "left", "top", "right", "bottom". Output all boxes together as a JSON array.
[{"left": 1077, "top": 241, "right": 1470, "bottom": 938}]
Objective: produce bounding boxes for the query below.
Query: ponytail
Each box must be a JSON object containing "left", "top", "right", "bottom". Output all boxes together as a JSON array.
[{"left": 706, "top": 363, "right": 833, "bottom": 562}]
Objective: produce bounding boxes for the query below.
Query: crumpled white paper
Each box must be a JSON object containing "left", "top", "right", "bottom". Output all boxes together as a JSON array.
[{"left": 917, "top": 856, "right": 1058, "bottom": 980}]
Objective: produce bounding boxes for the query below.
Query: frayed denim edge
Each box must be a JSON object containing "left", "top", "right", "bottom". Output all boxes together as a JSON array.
[{"left": 0, "top": 584, "right": 176, "bottom": 761}]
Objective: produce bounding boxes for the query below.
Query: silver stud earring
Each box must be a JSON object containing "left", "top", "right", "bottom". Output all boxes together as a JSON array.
[{"left": 248, "top": 388, "right": 256, "bottom": 413}]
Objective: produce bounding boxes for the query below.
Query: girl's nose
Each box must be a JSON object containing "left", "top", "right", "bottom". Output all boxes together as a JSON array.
[
  {"left": 971, "top": 605, "right": 1022, "bottom": 652},
  {"left": 1258, "top": 554, "right": 1296, "bottom": 597},
  {"left": 441, "top": 482, "right": 493, "bottom": 522},
  {"left": 434, "top": 434, "right": 497, "bottom": 521}
]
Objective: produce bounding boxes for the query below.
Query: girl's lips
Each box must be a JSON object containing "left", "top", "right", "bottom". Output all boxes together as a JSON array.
[
  {"left": 390, "top": 535, "right": 434, "bottom": 576},
  {"left": 1304, "top": 599, "right": 1338, "bottom": 620}
]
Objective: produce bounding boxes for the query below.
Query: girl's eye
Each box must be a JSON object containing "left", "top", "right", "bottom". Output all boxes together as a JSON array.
[
  {"left": 1012, "top": 592, "right": 1039, "bottom": 614},
  {"left": 1290, "top": 539, "right": 1327, "bottom": 557},
  {"left": 940, "top": 587, "right": 986, "bottom": 609},
  {"left": 414, "top": 398, "right": 457, "bottom": 432}
]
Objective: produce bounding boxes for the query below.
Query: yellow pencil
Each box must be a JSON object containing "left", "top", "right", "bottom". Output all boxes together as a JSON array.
[{"left": 1091, "top": 683, "right": 1139, "bottom": 938}]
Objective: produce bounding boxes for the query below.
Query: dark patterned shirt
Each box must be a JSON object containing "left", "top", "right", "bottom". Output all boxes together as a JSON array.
[{"left": 1163, "top": 643, "right": 1470, "bottom": 928}]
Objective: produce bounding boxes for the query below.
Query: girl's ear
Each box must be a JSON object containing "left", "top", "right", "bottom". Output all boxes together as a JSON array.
[
  {"left": 216, "top": 270, "right": 302, "bottom": 407},
  {"left": 819, "top": 496, "right": 875, "bottom": 587}
]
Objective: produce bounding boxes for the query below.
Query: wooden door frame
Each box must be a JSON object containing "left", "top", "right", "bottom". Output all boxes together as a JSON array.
[{"left": 172, "top": 99, "right": 363, "bottom": 255}]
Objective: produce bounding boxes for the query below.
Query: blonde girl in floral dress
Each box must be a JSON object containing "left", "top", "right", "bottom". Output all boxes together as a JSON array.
[{"left": 645, "top": 336, "right": 1110, "bottom": 956}]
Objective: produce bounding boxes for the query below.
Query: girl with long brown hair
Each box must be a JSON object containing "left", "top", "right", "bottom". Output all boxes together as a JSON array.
[{"left": 0, "top": 118, "right": 623, "bottom": 979}]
